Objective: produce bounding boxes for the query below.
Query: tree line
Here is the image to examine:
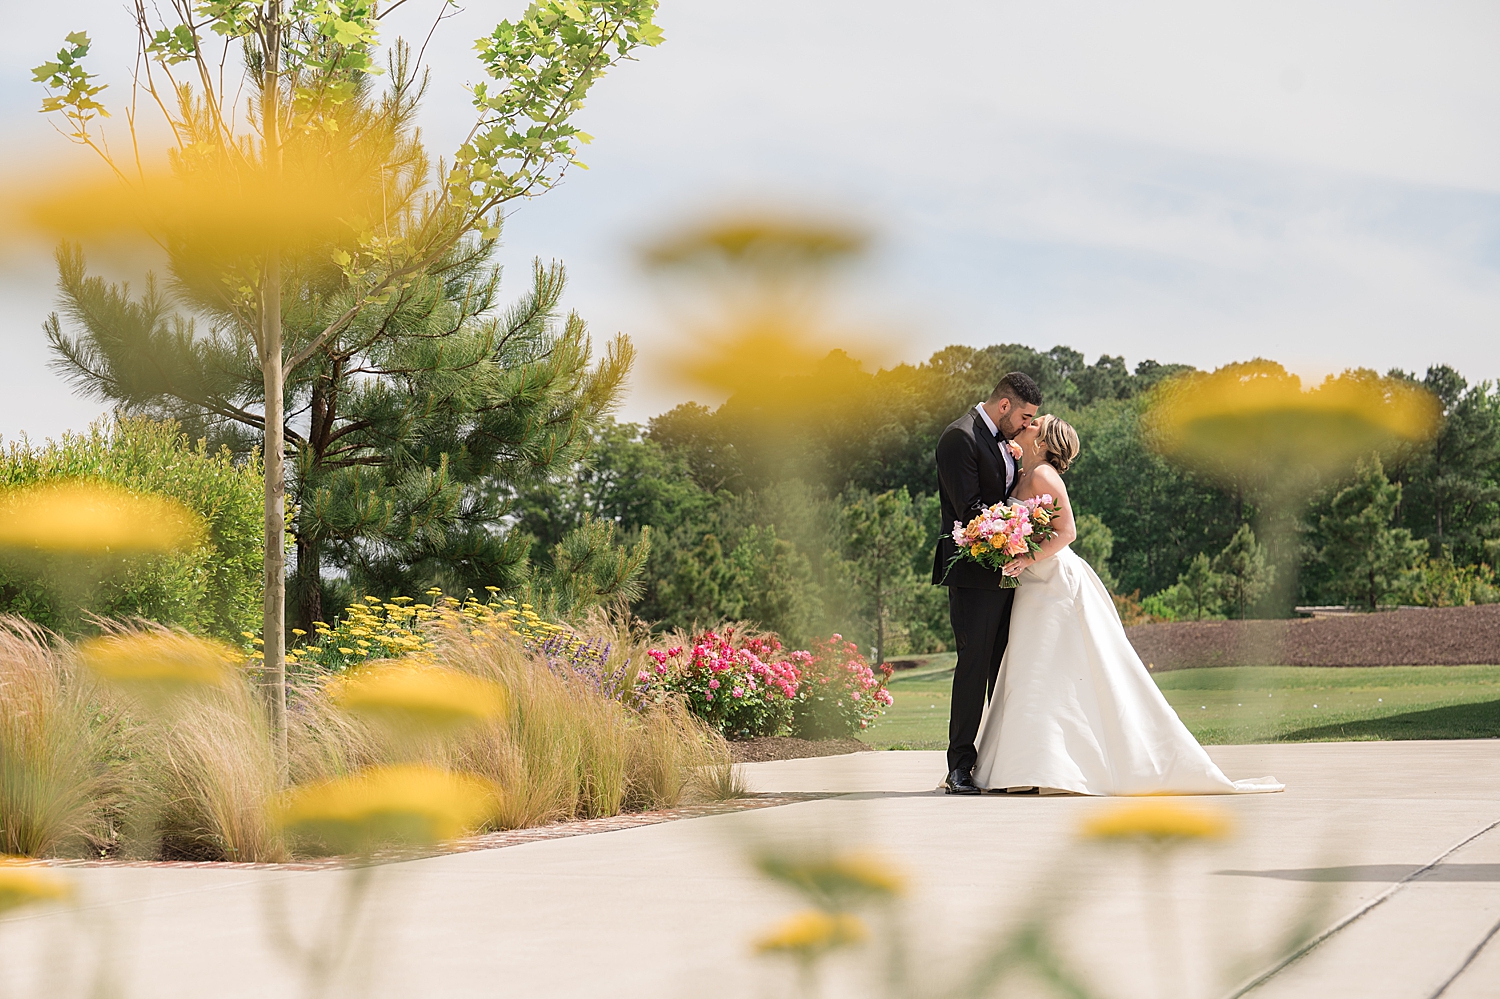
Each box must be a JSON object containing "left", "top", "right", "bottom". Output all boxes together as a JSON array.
[{"left": 514, "top": 345, "right": 1500, "bottom": 659}]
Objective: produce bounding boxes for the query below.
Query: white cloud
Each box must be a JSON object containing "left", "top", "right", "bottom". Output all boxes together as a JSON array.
[{"left": 2, "top": 0, "right": 1498, "bottom": 438}]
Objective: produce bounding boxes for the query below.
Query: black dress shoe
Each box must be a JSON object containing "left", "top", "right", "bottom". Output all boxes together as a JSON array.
[{"left": 944, "top": 768, "right": 982, "bottom": 795}]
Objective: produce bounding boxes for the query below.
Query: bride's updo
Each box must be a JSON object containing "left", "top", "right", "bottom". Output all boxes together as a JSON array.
[{"left": 1033, "top": 414, "right": 1080, "bottom": 473}]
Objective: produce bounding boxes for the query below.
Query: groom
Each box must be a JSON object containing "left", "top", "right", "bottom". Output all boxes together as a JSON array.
[{"left": 932, "top": 371, "right": 1041, "bottom": 794}]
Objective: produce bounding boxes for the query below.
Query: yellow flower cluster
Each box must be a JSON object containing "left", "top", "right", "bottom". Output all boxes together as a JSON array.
[
  {"left": 0, "top": 858, "right": 73, "bottom": 915},
  {"left": 332, "top": 663, "right": 507, "bottom": 731},
  {"left": 1081, "top": 800, "right": 1233, "bottom": 843},
  {"left": 241, "top": 588, "right": 582, "bottom": 674},
  {"left": 80, "top": 632, "right": 236, "bottom": 694},
  {"left": 754, "top": 910, "right": 868, "bottom": 957},
  {"left": 274, "top": 764, "right": 501, "bottom": 856}
]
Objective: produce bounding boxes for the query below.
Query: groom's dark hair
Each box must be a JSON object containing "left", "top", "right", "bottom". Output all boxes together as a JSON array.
[{"left": 989, "top": 371, "right": 1042, "bottom": 407}]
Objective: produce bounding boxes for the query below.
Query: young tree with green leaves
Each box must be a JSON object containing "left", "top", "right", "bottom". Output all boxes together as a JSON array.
[
  {"left": 1214, "top": 523, "right": 1275, "bottom": 618},
  {"left": 1317, "top": 458, "right": 1426, "bottom": 610},
  {"left": 33, "top": 1, "right": 663, "bottom": 764}
]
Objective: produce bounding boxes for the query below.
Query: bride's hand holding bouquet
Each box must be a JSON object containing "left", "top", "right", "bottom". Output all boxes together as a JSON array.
[{"left": 945, "top": 494, "right": 1063, "bottom": 589}]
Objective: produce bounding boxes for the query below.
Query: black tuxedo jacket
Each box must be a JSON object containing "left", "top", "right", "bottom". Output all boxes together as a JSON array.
[{"left": 932, "top": 408, "right": 1015, "bottom": 588}]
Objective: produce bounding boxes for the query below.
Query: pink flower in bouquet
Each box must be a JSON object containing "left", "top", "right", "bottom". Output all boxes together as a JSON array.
[
  {"left": 708, "top": 678, "right": 720, "bottom": 690},
  {"left": 1004, "top": 535, "right": 1029, "bottom": 556}
]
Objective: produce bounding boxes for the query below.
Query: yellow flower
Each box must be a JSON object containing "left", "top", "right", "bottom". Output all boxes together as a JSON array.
[
  {"left": 291, "top": 628, "right": 307, "bottom": 637},
  {"left": 363, "top": 596, "right": 382, "bottom": 604},
  {"left": 0, "top": 481, "right": 203, "bottom": 553},
  {"left": 1149, "top": 363, "right": 1440, "bottom": 485},
  {"left": 79, "top": 632, "right": 235, "bottom": 693},
  {"left": 1081, "top": 801, "right": 1233, "bottom": 843},
  {"left": 754, "top": 911, "right": 867, "bottom": 957},
  {"left": 338, "top": 647, "right": 355, "bottom": 655},
  {"left": 274, "top": 765, "right": 500, "bottom": 856},
  {"left": 0, "top": 859, "right": 72, "bottom": 914},
  {"left": 332, "top": 664, "right": 506, "bottom": 731},
  {"left": 755, "top": 850, "right": 906, "bottom": 904}
]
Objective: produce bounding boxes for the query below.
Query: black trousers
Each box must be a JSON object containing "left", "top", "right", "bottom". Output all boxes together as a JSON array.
[{"left": 946, "top": 584, "right": 1015, "bottom": 773}]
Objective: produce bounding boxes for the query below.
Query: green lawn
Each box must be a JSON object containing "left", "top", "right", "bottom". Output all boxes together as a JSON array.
[{"left": 861, "top": 661, "right": 1500, "bottom": 749}]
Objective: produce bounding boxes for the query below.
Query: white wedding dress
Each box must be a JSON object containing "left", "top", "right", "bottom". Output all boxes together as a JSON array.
[{"left": 972, "top": 544, "right": 1283, "bottom": 796}]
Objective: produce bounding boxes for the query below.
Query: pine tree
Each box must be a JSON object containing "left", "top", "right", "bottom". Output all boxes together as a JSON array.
[
  {"left": 1172, "top": 553, "right": 1224, "bottom": 621},
  {"left": 839, "top": 488, "right": 928, "bottom": 664},
  {"left": 1318, "top": 458, "right": 1426, "bottom": 610},
  {"left": 1214, "top": 524, "right": 1276, "bottom": 618}
]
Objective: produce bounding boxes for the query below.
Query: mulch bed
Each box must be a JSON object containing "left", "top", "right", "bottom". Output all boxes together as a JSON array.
[
  {"left": 729, "top": 736, "right": 873, "bottom": 763},
  {"left": 1128, "top": 604, "right": 1500, "bottom": 671}
]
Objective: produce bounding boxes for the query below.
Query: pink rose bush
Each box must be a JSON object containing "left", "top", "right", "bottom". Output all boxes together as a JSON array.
[
  {"left": 637, "top": 629, "right": 895, "bottom": 739},
  {"left": 636, "top": 629, "right": 805, "bottom": 738},
  {"left": 790, "top": 635, "right": 895, "bottom": 739}
]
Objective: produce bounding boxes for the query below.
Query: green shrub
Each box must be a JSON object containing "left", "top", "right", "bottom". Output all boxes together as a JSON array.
[{"left": 0, "top": 419, "right": 262, "bottom": 641}]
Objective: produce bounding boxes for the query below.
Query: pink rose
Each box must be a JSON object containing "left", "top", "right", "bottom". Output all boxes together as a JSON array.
[{"left": 1005, "top": 536, "right": 1028, "bottom": 556}]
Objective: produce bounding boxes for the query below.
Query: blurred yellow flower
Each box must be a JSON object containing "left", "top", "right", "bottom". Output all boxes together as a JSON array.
[
  {"left": 1149, "top": 363, "right": 1440, "bottom": 486},
  {"left": 332, "top": 664, "right": 506, "bottom": 731},
  {"left": 0, "top": 482, "right": 202, "bottom": 553},
  {"left": 755, "top": 849, "right": 906, "bottom": 905},
  {"left": 0, "top": 860, "right": 72, "bottom": 914},
  {"left": 79, "top": 632, "right": 235, "bottom": 692},
  {"left": 274, "top": 765, "right": 500, "bottom": 856},
  {"left": 754, "top": 910, "right": 868, "bottom": 957},
  {"left": 1081, "top": 801, "right": 1233, "bottom": 843}
]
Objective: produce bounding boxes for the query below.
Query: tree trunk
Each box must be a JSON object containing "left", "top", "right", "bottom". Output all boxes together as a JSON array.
[
  {"left": 296, "top": 531, "right": 323, "bottom": 634},
  {"left": 261, "top": 3, "right": 288, "bottom": 774}
]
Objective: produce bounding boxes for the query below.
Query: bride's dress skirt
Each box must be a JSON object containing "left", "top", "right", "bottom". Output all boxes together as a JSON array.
[{"left": 972, "top": 546, "right": 1282, "bottom": 796}]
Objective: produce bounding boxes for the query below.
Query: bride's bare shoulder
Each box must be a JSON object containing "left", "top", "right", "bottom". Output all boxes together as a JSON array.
[{"left": 1031, "top": 462, "right": 1069, "bottom": 498}]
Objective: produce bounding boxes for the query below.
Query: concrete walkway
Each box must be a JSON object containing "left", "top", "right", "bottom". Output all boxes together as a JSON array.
[{"left": 3, "top": 740, "right": 1498, "bottom": 998}]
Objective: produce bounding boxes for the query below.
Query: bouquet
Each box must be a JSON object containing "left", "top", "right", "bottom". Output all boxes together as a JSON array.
[{"left": 944, "top": 494, "right": 1063, "bottom": 588}]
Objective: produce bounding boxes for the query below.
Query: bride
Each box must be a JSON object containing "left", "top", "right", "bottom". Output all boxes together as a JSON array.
[{"left": 971, "top": 415, "right": 1282, "bottom": 796}]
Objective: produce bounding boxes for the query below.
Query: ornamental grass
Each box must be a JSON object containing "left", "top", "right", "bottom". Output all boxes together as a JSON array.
[
  {"left": 0, "top": 603, "right": 736, "bottom": 862},
  {"left": 0, "top": 619, "right": 126, "bottom": 858}
]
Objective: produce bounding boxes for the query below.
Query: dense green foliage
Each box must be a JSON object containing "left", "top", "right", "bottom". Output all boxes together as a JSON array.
[
  {"left": 0, "top": 420, "right": 263, "bottom": 639},
  {"left": 519, "top": 345, "right": 1500, "bottom": 648}
]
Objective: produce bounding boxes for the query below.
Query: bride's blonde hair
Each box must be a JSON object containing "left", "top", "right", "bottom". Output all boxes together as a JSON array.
[{"left": 1033, "top": 414, "right": 1080, "bottom": 473}]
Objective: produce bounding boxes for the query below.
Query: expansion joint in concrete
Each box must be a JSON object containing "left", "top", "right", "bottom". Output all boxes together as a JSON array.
[{"left": 1221, "top": 816, "right": 1500, "bottom": 999}]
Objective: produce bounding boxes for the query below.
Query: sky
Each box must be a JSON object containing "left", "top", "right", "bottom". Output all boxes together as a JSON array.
[{"left": 2, "top": 1, "right": 1498, "bottom": 439}]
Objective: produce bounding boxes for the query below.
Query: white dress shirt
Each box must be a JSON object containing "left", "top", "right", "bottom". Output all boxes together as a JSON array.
[{"left": 974, "top": 403, "right": 1015, "bottom": 493}]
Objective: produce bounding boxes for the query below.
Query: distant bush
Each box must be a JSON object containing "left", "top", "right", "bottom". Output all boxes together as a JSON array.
[
  {"left": 1400, "top": 550, "right": 1499, "bottom": 607},
  {"left": 0, "top": 419, "right": 262, "bottom": 641}
]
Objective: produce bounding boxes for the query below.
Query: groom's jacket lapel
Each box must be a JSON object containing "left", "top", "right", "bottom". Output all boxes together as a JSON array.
[
  {"left": 975, "top": 411, "right": 1004, "bottom": 469},
  {"left": 932, "top": 408, "right": 1011, "bottom": 588}
]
